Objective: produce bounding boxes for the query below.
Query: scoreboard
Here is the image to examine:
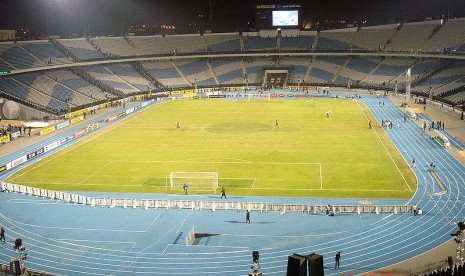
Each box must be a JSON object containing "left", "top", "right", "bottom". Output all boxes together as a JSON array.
[{"left": 256, "top": 4, "right": 301, "bottom": 30}]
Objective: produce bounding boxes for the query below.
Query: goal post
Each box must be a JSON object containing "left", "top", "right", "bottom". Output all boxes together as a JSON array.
[{"left": 169, "top": 172, "right": 219, "bottom": 191}]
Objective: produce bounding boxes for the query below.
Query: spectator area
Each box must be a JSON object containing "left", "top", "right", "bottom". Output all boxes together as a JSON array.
[
  {"left": 0, "top": 44, "right": 46, "bottom": 69},
  {"left": 385, "top": 21, "right": 440, "bottom": 52},
  {"left": 91, "top": 37, "right": 138, "bottom": 57},
  {"left": 142, "top": 61, "right": 189, "bottom": 88},
  {"left": 316, "top": 29, "right": 356, "bottom": 51},
  {"left": 83, "top": 66, "right": 140, "bottom": 94},
  {"left": 243, "top": 36, "right": 277, "bottom": 51},
  {"left": 175, "top": 59, "right": 216, "bottom": 86},
  {"left": 351, "top": 24, "right": 398, "bottom": 51},
  {"left": 58, "top": 38, "right": 105, "bottom": 60},
  {"left": 165, "top": 35, "right": 206, "bottom": 54},
  {"left": 204, "top": 34, "right": 242, "bottom": 53},
  {"left": 21, "top": 42, "right": 73, "bottom": 65},
  {"left": 210, "top": 59, "right": 244, "bottom": 84}
]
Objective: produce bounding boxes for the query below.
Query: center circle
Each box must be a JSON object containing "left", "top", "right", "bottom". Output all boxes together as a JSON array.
[{"left": 205, "top": 122, "right": 274, "bottom": 135}]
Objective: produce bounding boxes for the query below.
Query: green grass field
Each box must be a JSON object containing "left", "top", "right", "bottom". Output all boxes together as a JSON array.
[{"left": 7, "top": 98, "right": 417, "bottom": 198}]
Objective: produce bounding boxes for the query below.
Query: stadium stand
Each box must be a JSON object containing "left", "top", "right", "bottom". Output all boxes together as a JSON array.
[
  {"left": 351, "top": 24, "right": 398, "bottom": 51},
  {"left": 91, "top": 37, "right": 138, "bottom": 57},
  {"left": 203, "top": 33, "right": 242, "bottom": 53},
  {"left": 243, "top": 35, "right": 277, "bottom": 51},
  {"left": 106, "top": 64, "right": 151, "bottom": 91},
  {"left": 315, "top": 28, "right": 356, "bottom": 51},
  {"left": 83, "top": 66, "right": 140, "bottom": 94},
  {"left": 307, "top": 57, "right": 347, "bottom": 83},
  {"left": 337, "top": 57, "right": 381, "bottom": 83},
  {"left": 175, "top": 59, "right": 216, "bottom": 86},
  {"left": 210, "top": 59, "right": 244, "bottom": 84},
  {"left": 365, "top": 58, "right": 416, "bottom": 86},
  {"left": 11, "top": 72, "right": 91, "bottom": 108},
  {"left": 0, "top": 57, "right": 14, "bottom": 71},
  {"left": 45, "top": 69, "right": 110, "bottom": 101},
  {"left": 413, "top": 60, "right": 465, "bottom": 96},
  {"left": 57, "top": 38, "right": 105, "bottom": 60},
  {"left": 421, "top": 18, "right": 465, "bottom": 52},
  {"left": 21, "top": 41, "right": 73, "bottom": 65},
  {"left": 165, "top": 34, "right": 206, "bottom": 54},
  {"left": 130, "top": 35, "right": 173, "bottom": 56},
  {"left": 385, "top": 20, "right": 440, "bottom": 52},
  {"left": 0, "top": 43, "right": 46, "bottom": 69},
  {"left": 279, "top": 57, "right": 312, "bottom": 83},
  {"left": 142, "top": 61, "right": 189, "bottom": 87},
  {"left": 279, "top": 35, "right": 313, "bottom": 50},
  {"left": 0, "top": 75, "right": 66, "bottom": 112},
  {"left": 244, "top": 58, "right": 275, "bottom": 84}
]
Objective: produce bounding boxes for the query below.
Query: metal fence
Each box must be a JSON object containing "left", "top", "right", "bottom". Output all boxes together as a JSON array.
[{"left": 2, "top": 182, "right": 412, "bottom": 214}]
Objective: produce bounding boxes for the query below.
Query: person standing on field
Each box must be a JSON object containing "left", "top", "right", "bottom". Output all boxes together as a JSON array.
[
  {"left": 334, "top": 252, "right": 341, "bottom": 269},
  {"left": 0, "top": 227, "right": 5, "bottom": 242}
]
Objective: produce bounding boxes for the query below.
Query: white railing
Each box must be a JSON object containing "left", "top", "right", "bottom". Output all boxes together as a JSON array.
[{"left": 1, "top": 182, "right": 412, "bottom": 214}]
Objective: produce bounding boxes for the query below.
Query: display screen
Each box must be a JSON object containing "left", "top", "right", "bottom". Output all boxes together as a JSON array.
[{"left": 272, "top": 10, "right": 298, "bottom": 26}]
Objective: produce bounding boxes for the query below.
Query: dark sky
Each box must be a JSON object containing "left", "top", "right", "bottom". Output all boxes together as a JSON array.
[{"left": 0, "top": 0, "right": 464, "bottom": 38}]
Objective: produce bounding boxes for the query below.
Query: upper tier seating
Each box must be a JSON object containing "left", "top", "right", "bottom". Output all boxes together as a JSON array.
[
  {"left": 243, "top": 36, "right": 277, "bottom": 51},
  {"left": 21, "top": 42, "right": 73, "bottom": 65},
  {"left": 351, "top": 24, "right": 397, "bottom": 51},
  {"left": 130, "top": 36, "right": 173, "bottom": 56},
  {"left": 58, "top": 38, "right": 104, "bottom": 60},
  {"left": 204, "top": 34, "right": 241, "bottom": 53},
  {"left": 385, "top": 21, "right": 439, "bottom": 52},
  {"left": 165, "top": 35, "right": 206, "bottom": 54},
  {"left": 0, "top": 44, "right": 45, "bottom": 69},
  {"left": 92, "top": 37, "right": 138, "bottom": 57},
  {"left": 421, "top": 18, "right": 465, "bottom": 52},
  {"left": 280, "top": 36, "right": 313, "bottom": 50},
  {"left": 316, "top": 29, "right": 357, "bottom": 51}
]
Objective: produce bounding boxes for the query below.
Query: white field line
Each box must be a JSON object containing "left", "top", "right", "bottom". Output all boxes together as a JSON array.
[
  {"left": 139, "top": 177, "right": 149, "bottom": 186},
  {"left": 234, "top": 187, "right": 405, "bottom": 192},
  {"left": 78, "top": 160, "right": 115, "bottom": 184},
  {"left": 115, "top": 160, "right": 321, "bottom": 165},
  {"left": 55, "top": 238, "right": 136, "bottom": 245},
  {"left": 0, "top": 213, "right": 146, "bottom": 233},
  {"left": 356, "top": 100, "right": 412, "bottom": 191},
  {"left": 319, "top": 163, "right": 323, "bottom": 190},
  {"left": 7, "top": 122, "right": 125, "bottom": 182},
  {"left": 6, "top": 103, "right": 165, "bottom": 182}
]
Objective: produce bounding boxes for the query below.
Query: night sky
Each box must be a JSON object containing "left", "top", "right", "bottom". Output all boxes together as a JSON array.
[{"left": 0, "top": 0, "right": 464, "bottom": 38}]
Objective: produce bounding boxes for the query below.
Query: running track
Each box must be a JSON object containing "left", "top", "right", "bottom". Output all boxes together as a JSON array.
[{"left": 0, "top": 95, "right": 464, "bottom": 275}]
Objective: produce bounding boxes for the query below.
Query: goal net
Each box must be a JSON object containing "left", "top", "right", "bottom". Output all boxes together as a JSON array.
[{"left": 169, "top": 172, "right": 219, "bottom": 191}]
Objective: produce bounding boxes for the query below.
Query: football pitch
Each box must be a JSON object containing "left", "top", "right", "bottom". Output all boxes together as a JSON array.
[{"left": 7, "top": 98, "right": 416, "bottom": 198}]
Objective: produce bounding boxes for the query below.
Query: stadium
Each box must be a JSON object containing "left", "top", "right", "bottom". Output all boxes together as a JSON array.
[{"left": 0, "top": 0, "right": 465, "bottom": 275}]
